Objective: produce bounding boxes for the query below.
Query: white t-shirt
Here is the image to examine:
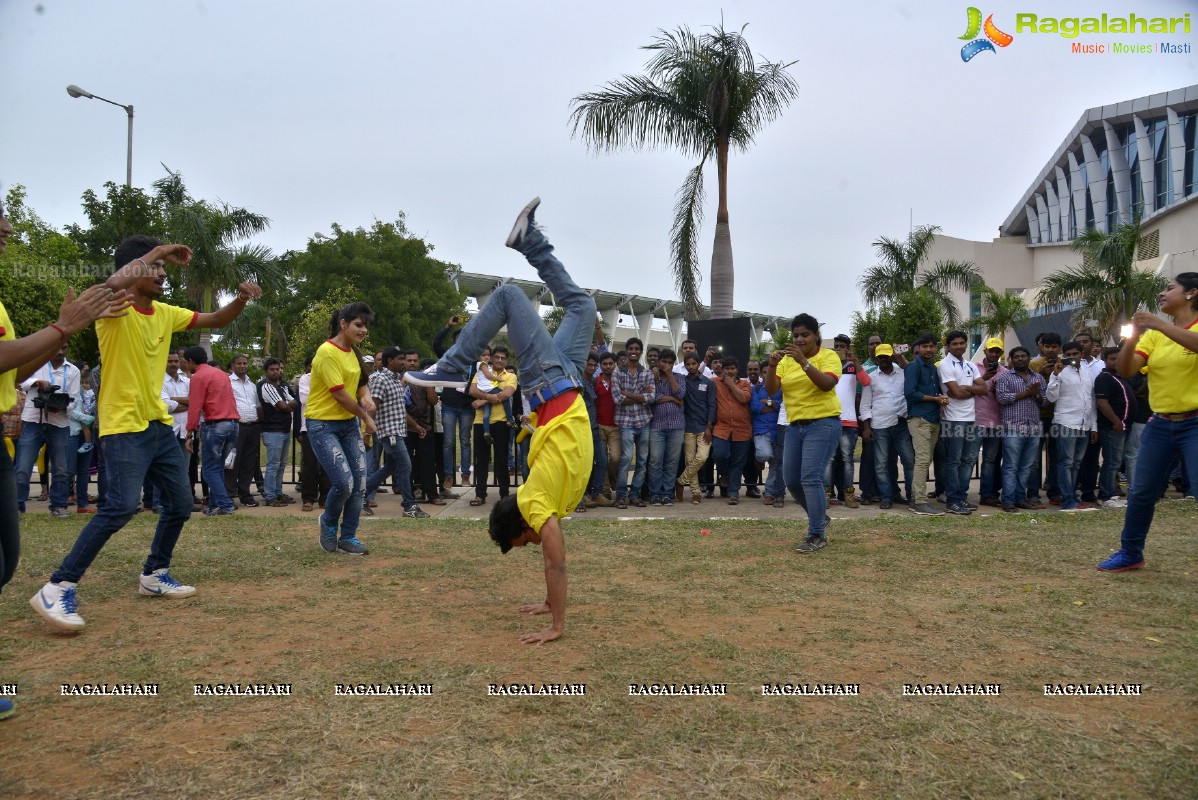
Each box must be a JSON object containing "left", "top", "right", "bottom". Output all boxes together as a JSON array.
[
  {"left": 833, "top": 373, "right": 862, "bottom": 426},
  {"left": 20, "top": 361, "right": 80, "bottom": 428},
  {"left": 937, "top": 356, "right": 981, "bottom": 423}
]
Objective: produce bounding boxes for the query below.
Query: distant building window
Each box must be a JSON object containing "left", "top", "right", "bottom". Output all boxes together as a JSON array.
[
  {"left": 1184, "top": 113, "right": 1197, "bottom": 198},
  {"left": 1152, "top": 118, "right": 1172, "bottom": 209}
]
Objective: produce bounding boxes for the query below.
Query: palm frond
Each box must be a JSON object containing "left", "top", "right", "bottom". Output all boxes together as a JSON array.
[
  {"left": 670, "top": 158, "right": 708, "bottom": 319},
  {"left": 920, "top": 259, "right": 982, "bottom": 297}
]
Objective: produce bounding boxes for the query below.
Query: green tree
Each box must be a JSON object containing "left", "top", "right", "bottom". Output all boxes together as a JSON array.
[
  {"left": 851, "top": 289, "right": 944, "bottom": 351},
  {"left": 749, "top": 325, "right": 792, "bottom": 362},
  {"left": 570, "top": 22, "right": 798, "bottom": 320},
  {"left": 857, "top": 225, "right": 982, "bottom": 330},
  {"left": 968, "top": 284, "right": 1030, "bottom": 343},
  {"left": 284, "top": 217, "right": 465, "bottom": 357},
  {"left": 1036, "top": 213, "right": 1166, "bottom": 340},
  {"left": 66, "top": 181, "right": 165, "bottom": 263},
  {"left": 283, "top": 281, "right": 359, "bottom": 368}
]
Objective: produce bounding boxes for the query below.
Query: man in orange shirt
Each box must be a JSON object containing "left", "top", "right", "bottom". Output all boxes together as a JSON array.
[{"left": 711, "top": 356, "right": 753, "bottom": 505}]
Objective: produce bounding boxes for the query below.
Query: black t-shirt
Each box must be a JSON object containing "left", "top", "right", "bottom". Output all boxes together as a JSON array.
[{"left": 1094, "top": 370, "right": 1137, "bottom": 430}]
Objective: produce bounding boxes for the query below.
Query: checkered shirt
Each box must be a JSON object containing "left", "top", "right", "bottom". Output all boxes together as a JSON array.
[{"left": 368, "top": 368, "right": 407, "bottom": 438}]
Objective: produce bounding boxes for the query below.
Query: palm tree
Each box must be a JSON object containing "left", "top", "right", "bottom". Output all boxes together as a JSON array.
[
  {"left": 1036, "top": 213, "right": 1166, "bottom": 340},
  {"left": 570, "top": 22, "right": 798, "bottom": 320},
  {"left": 968, "top": 284, "right": 1030, "bottom": 343},
  {"left": 857, "top": 224, "right": 982, "bottom": 330},
  {"left": 153, "top": 166, "right": 286, "bottom": 355}
]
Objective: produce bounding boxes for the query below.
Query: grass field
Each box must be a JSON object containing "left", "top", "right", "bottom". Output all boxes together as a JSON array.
[{"left": 1, "top": 502, "right": 1195, "bottom": 800}]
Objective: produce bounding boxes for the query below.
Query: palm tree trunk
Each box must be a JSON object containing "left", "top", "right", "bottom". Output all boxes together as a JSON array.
[
  {"left": 199, "top": 285, "right": 214, "bottom": 359},
  {"left": 264, "top": 314, "right": 272, "bottom": 357},
  {"left": 709, "top": 136, "right": 734, "bottom": 319}
]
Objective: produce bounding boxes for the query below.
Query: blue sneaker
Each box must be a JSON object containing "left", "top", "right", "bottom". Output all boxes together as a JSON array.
[
  {"left": 77, "top": 441, "right": 94, "bottom": 454},
  {"left": 504, "top": 196, "right": 542, "bottom": 249},
  {"left": 336, "top": 536, "right": 369, "bottom": 556},
  {"left": 403, "top": 362, "right": 468, "bottom": 389},
  {"left": 0, "top": 698, "right": 13, "bottom": 720},
  {"left": 319, "top": 523, "right": 337, "bottom": 553},
  {"left": 1096, "top": 550, "right": 1145, "bottom": 573}
]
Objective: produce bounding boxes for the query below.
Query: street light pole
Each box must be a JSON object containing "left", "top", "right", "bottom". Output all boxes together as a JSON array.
[{"left": 66, "top": 84, "right": 134, "bottom": 188}]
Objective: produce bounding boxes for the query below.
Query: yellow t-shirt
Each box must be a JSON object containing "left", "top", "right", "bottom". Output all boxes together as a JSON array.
[
  {"left": 96, "top": 301, "right": 196, "bottom": 436},
  {"left": 472, "top": 370, "right": 518, "bottom": 424},
  {"left": 776, "top": 347, "right": 842, "bottom": 422},
  {"left": 306, "top": 340, "right": 361, "bottom": 421},
  {"left": 516, "top": 393, "right": 593, "bottom": 533},
  {"left": 0, "top": 301, "right": 16, "bottom": 414},
  {"left": 1135, "top": 320, "right": 1198, "bottom": 413}
]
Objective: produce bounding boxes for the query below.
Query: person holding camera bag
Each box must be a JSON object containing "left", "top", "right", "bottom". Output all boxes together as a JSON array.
[{"left": 14, "top": 342, "right": 79, "bottom": 518}]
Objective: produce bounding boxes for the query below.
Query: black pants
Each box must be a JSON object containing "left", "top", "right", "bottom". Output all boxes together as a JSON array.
[
  {"left": 0, "top": 444, "right": 20, "bottom": 592},
  {"left": 226, "top": 421, "right": 261, "bottom": 502},
  {"left": 298, "top": 432, "right": 330, "bottom": 504},
  {"left": 859, "top": 436, "right": 879, "bottom": 500},
  {"left": 473, "top": 423, "right": 510, "bottom": 499},
  {"left": 407, "top": 430, "right": 438, "bottom": 501}
]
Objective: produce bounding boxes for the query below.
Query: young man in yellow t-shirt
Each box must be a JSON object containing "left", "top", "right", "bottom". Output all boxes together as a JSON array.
[
  {"left": 405, "top": 198, "right": 593, "bottom": 645},
  {"left": 30, "top": 235, "right": 262, "bottom": 632}
]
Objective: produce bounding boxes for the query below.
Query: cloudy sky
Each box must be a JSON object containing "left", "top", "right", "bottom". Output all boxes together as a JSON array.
[{"left": 2, "top": 0, "right": 1194, "bottom": 337}]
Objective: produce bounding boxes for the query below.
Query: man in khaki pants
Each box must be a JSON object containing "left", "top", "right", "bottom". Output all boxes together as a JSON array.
[{"left": 904, "top": 333, "right": 948, "bottom": 516}]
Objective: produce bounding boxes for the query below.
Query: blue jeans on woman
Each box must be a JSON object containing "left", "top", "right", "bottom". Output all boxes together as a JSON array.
[
  {"left": 307, "top": 417, "right": 367, "bottom": 540},
  {"left": 1001, "top": 430, "right": 1040, "bottom": 507},
  {"left": 784, "top": 417, "right": 840, "bottom": 538},
  {"left": 648, "top": 427, "right": 685, "bottom": 499},
  {"left": 51, "top": 421, "right": 193, "bottom": 584},
  {"left": 1117, "top": 415, "right": 1198, "bottom": 561},
  {"left": 200, "top": 420, "right": 238, "bottom": 513},
  {"left": 1055, "top": 428, "right": 1089, "bottom": 509}
]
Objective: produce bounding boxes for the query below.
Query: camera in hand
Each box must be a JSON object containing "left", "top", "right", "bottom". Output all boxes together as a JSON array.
[
  {"left": 33, "top": 385, "right": 71, "bottom": 413},
  {"left": 1061, "top": 357, "right": 1079, "bottom": 368}
]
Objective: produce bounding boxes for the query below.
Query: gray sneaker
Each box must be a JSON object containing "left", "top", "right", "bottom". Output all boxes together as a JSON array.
[
  {"left": 319, "top": 523, "right": 337, "bottom": 553},
  {"left": 49, "top": 508, "right": 71, "bottom": 519},
  {"left": 795, "top": 536, "right": 828, "bottom": 553},
  {"left": 945, "top": 503, "right": 972, "bottom": 515},
  {"left": 336, "top": 537, "right": 369, "bottom": 556},
  {"left": 911, "top": 503, "right": 944, "bottom": 516},
  {"left": 504, "top": 196, "right": 542, "bottom": 249},
  {"left": 403, "top": 506, "right": 430, "bottom": 519}
]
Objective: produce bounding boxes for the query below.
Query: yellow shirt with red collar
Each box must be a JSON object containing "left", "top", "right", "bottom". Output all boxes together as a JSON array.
[
  {"left": 97, "top": 301, "right": 197, "bottom": 436},
  {"left": 517, "top": 391, "right": 593, "bottom": 534},
  {"left": 1135, "top": 320, "right": 1198, "bottom": 414},
  {"left": 307, "top": 339, "right": 362, "bottom": 421},
  {"left": 0, "top": 301, "right": 16, "bottom": 414}
]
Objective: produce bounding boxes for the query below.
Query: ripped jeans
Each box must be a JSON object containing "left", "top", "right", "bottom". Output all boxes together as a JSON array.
[{"left": 307, "top": 417, "right": 367, "bottom": 539}]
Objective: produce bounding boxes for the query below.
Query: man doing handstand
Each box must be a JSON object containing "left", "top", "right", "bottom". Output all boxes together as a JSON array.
[{"left": 404, "top": 198, "right": 593, "bottom": 645}]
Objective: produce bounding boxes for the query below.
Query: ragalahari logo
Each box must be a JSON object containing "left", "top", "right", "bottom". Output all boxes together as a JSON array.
[{"left": 959, "top": 7, "right": 1014, "bottom": 61}]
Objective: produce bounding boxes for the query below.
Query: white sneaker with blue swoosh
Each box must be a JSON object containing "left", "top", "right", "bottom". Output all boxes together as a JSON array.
[
  {"left": 29, "top": 581, "right": 86, "bottom": 631},
  {"left": 138, "top": 569, "right": 196, "bottom": 598}
]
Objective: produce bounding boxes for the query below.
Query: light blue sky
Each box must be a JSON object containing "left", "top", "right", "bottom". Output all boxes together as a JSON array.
[{"left": 2, "top": 0, "right": 1194, "bottom": 338}]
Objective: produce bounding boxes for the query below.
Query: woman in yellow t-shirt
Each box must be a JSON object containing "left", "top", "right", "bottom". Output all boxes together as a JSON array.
[
  {"left": 305, "top": 302, "right": 377, "bottom": 556},
  {"left": 0, "top": 198, "right": 131, "bottom": 719},
  {"left": 1098, "top": 273, "right": 1198, "bottom": 573},
  {"left": 764, "top": 313, "right": 842, "bottom": 553}
]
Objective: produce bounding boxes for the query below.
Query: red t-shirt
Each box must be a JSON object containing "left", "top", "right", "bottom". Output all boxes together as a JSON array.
[
  {"left": 594, "top": 374, "right": 616, "bottom": 426},
  {"left": 186, "top": 362, "right": 241, "bottom": 431}
]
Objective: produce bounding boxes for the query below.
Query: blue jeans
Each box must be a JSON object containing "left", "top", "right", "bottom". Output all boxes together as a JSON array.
[
  {"left": 1055, "top": 428, "right": 1089, "bottom": 509},
  {"left": 0, "top": 443, "right": 20, "bottom": 591},
  {"left": 1125, "top": 422, "right": 1145, "bottom": 491},
  {"left": 1119, "top": 415, "right": 1198, "bottom": 559},
  {"left": 871, "top": 422, "right": 915, "bottom": 503},
  {"left": 366, "top": 433, "right": 416, "bottom": 508},
  {"left": 441, "top": 404, "right": 473, "bottom": 480},
  {"left": 1029, "top": 419, "right": 1059, "bottom": 500},
  {"left": 822, "top": 426, "right": 859, "bottom": 495},
  {"left": 262, "top": 431, "right": 290, "bottom": 501},
  {"left": 1001, "top": 430, "right": 1040, "bottom": 507},
  {"left": 1098, "top": 428, "right": 1129, "bottom": 500},
  {"left": 201, "top": 420, "right": 238, "bottom": 513},
  {"left": 51, "top": 422, "right": 192, "bottom": 584},
  {"left": 437, "top": 226, "right": 594, "bottom": 404},
  {"left": 978, "top": 427, "right": 1003, "bottom": 500},
  {"left": 712, "top": 436, "right": 751, "bottom": 498},
  {"left": 307, "top": 417, "right": 367, "bottom": 539},
  {"left": 588, "top": 426, "right": 608, "bottom": 498},
  {"left": 940, "top": 420, "right": 980, "bottom": 506},
  {"left": 767, "top": 428, "right": 787, "bottom": 499},
  {"left": 68, "top": 432, "right": 92, "bottom": 507},
  {"left": 648, "top": 428, "right": 685, "bottom": 499},
  {"left": 784, "top": 417, "right": 840, "bottom": 538},
  {"left": 14, "top": 421, "right": 70, "bottom": 512},
  {"left": 618, "top": 426, "right": 651, "bottom": 499}
]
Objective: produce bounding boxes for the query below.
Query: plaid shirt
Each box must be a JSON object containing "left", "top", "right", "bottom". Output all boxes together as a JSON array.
[
  {"left": 611, "top": 365, "right": 656, "bottom": 428},
  {"left": 996, "top": 369, "right": 1046, "bottom": 433},
  {"left": 368, "top": 368, "right": 407, "bottom": 438},
  {"left": 650, "top": 371, "right": 686, "bottom": 429}
]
